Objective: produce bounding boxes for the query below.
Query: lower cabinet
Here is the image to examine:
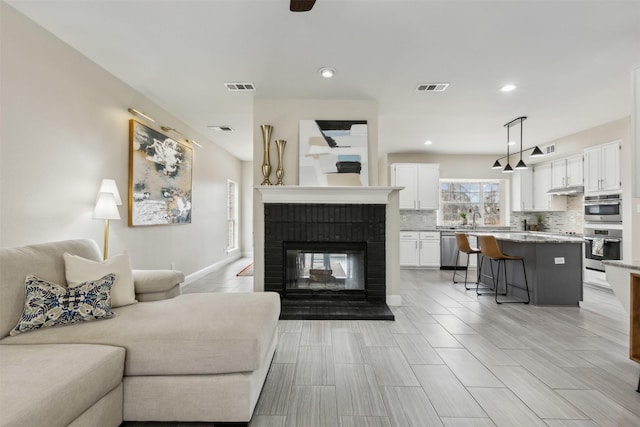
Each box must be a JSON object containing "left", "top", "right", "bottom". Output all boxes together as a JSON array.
[{"left": 400, "top": 231, "right": 440, "bottom": 268}]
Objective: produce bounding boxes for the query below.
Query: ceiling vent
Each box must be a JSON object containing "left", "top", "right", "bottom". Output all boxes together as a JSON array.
[
  {"left": 224, "top": 82, "right": 255, "bottom": 91},
  {"left": 208, "top": 125, "right": 234, "bottom": 132},
  {"left": 416, "top": 83, "right": 449, "bottom": 92},
  {"left": 541, "top": 144, "right": 556, "bottom": 155}
]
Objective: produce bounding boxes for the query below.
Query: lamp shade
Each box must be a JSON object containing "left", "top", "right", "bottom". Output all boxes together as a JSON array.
[
  {"left": 515, "top": 159, "right": 528, "bottom": 169},
  {"left": 491, "top": 160, "right": 502, "bottom": 169},
  {"left": 530, "top": 146, "right": 544, "bottom": 157},
  {"left": 97, "top": 179, "right": 122, "bottom": 205},
  {"left": 502, "top": 163, "right": 514, "bottom": 173},
  {"left": 93, "top": 192, "right": 121, "bottom": 220}
]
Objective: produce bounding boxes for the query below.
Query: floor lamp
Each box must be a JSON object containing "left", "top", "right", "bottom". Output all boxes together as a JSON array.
[{"left": 93, "top": 179, "right": 122, "bottom": 260}]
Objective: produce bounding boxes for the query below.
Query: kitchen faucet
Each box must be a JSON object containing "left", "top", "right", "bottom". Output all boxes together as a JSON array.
[{"left": 472, "top": 211, "right": 482, "bottom": 229}]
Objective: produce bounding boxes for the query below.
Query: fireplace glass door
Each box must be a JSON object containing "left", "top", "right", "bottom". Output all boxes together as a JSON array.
[{"left": 285, "top": 243, "right": 365, "bottom": 293}]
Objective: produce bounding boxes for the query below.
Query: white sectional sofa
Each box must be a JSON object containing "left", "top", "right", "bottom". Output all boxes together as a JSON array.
[{"left": 0, "top": 239, "right": 280, "bottom": 426}]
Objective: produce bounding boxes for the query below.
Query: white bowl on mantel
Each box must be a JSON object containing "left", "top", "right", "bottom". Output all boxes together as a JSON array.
[{"left": 604, "top": 261, "right": 640, "bottom": 315}]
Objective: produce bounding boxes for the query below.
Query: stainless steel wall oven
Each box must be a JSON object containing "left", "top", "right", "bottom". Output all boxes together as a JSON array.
[
  {"left": 584, "top": 227, "right": 622, "bottom": 272},
  {"left": 584, "top": 193, "right": 622, "bottom": 223}
]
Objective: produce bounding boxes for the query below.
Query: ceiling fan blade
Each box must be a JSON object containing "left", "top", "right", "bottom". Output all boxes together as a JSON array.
[{"left": 290, "top": 0, "right": 316, "bottom": 12}]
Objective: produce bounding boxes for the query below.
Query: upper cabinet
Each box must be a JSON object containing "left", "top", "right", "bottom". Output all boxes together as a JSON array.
[
  {"left": 533, "top": 162, "right": 567, "bottom": 211},
  {"left": 551, "top": 154, "right": 583, "bottom": 189},
  {"left": 511, "top": 168, "right": 533, "bottom": 211},
  {"left": 584, "top": 141, "right": 621, "bottom": 194},
  {"left": 391, "top": 163, "right": 440, "bottom": 210}
]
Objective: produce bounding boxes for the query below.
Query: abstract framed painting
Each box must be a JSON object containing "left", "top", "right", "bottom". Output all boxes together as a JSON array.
[
  {"left": 128, "top": 119, "right": 193, "bottom": 226},
  {"left": 298, "top": 120, "right": 368, "bottom": 186}
]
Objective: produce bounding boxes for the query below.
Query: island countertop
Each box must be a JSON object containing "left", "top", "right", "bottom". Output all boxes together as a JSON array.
[{"left": 468, "top": 231, "right": 584, "bottom": 244}]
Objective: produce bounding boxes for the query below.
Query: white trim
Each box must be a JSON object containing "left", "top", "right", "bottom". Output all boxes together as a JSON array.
[
  {"left": 257, "top": 186, "right": 402, "bottom": 204},
  {"left": 386, "top": 294, "right": 402, "bottom": 306},
  {"left": 182, "top": 253, "right": 242, "bottom": 286}
]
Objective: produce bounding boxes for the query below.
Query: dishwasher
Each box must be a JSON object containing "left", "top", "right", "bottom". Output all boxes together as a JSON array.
[{"left": 440, "top": 230, "right": 467, "bottom": 269}]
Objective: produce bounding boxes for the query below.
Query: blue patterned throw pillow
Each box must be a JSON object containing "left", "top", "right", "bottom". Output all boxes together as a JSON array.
[{"left": 10, "top": 273, "right": 116, "bottom": 336}]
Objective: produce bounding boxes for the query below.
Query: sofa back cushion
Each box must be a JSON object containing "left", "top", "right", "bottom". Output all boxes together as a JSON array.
[{"left": 0, "top": 239, "right": 101, "bottom": 339}]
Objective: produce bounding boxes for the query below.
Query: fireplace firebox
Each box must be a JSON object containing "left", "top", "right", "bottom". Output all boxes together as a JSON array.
[
  {"left": 285, "top": 241, "right": 366, "bottom": 297},
  {"left": 264, "top": 203, "right": 393, "bottom": 320}
]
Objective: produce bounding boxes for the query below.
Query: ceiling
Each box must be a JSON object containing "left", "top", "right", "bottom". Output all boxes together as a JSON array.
[{"left": 7, "top": 0, "right": 640, "bottom": 162}]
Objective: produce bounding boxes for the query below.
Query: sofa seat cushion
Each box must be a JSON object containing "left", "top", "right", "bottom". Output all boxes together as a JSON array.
[
  {"left": 0, "top": 344, "right": 125, "bottom": 427},
  {"left": 2, "top": 292, "right": 281, "bottom": 376}
]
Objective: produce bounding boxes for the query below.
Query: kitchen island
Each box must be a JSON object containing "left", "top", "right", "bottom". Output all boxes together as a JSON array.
[{"left": 469, "top": 232, "right": 584, "bottom": 306}]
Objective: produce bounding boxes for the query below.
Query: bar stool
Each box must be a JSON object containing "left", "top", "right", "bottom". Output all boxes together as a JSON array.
[
  {"left": 477, "top": 235, "right": 530, "bottom": 304},
  {"left": 452, "top": 233, "right": 482, "bottom": 290}
]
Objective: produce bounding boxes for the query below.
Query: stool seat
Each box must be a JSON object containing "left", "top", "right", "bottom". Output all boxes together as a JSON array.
[
  {"left": 452, "top": 233, "right": 483, "bottom": 290},
  {"left": 477, "top": 235, "right": 530, "bottom": 304}
]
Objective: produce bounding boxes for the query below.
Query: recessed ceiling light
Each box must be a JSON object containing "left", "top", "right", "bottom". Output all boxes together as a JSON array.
[
  {"left": 424, "top": 140, "right": 433, "bottom": 146},
  {"left": 319, "top": 67, "right": 335, "bottom": 78},
  {"left": 500, "top": 84, "right": 517, "bottom": 92}
]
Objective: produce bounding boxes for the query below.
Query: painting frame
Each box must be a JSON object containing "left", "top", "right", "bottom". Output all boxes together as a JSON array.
[
  {"left": 298, "top": 120, "right": 368, "bottom": 186},
  {"left": 128, "top": 119, "right": 193, "bottom": 226}
]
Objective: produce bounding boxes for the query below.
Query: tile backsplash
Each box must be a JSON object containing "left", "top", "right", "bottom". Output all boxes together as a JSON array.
[
  {"left": 401, "top": 195, "right": 584, "bottom": 234},
  {"left": 510, "top": 195, "right": 584, "bottom": 234},
  {"left": 400, "top": 210, "right": 438, "bottom": 230}
]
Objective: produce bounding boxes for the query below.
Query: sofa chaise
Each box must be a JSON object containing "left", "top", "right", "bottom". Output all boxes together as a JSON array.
[{"left": 0, "top": 239, "right": 280, "bottom": 426}]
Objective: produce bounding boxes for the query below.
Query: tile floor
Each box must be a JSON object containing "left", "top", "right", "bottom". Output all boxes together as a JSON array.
[{"left": 130, "top": 258, "right": 640, "bottom": 427}]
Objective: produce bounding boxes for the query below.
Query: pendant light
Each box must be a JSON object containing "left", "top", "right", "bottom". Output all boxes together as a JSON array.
[
  {"left": 502, "top": 125, "right": 513, "bottom": 173},
  {"left": 490, "top": 116, "right": 544, "bottom": 169},
  {"left": 515, "top": 117, "right": 527, "bottom": 169},
  {"left": 530, "top": 145, "right": 544, "bottom": 157}
]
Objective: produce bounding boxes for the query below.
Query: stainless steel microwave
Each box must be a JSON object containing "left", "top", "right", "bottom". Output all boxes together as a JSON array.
[{"left": 584, "top": 194, "right": 622, "bottom": 223}]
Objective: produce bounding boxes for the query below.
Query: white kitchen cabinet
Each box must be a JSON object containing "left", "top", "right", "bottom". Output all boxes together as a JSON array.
[
  {"left": 418, "top": 232, "right": 440, "bottom": 267},
  {"left": 399, "top": 231, "right": 440, "bottom": 267},
  {"left": 566, "top": 155, "right": 584, "bottom": 187},
  {"left": 391, "top": 163, "right": 440, "bottom": 210},
  {"left": 584, "top": 141, "right": 621, "bottom": 194},
  {"left": 533, "top": 162, "right": 567, "bottom": 211},
  {"left": 399, "top": 232, "right": 419, "bottom": 266},
  {"left": 551, "top": 155, "right": 583, "bottom": 189},
  {"left": 511, "top": 168, "right": 533, "bottom": 211}
]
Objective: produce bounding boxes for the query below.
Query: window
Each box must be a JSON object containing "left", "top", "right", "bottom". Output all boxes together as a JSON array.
[
  {"left": 226, "top": 180, "right": 238, "bottom": 251},
  {"left": 439, "top": 180, "right": 503, "bottom": 226}
]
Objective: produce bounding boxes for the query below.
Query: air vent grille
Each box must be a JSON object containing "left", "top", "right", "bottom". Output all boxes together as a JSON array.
[
  {"left": 208, "top": 125, "right": 234, "bottom": 132},
  {"left": 224, "top": 82, "right": 255, "bottom": 91},
  {"left": 542, "top": 144, "right": 556, "bottom": 155},
  {"left": 416, "top": 83, "right": 449, "bottom": 92}
]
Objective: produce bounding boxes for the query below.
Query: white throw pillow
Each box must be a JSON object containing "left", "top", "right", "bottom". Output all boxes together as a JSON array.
[{"left": 64, "top": 252, "right": 137, "bottom": 308}]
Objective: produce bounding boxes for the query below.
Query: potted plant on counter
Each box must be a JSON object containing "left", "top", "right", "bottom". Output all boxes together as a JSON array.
[
  {"left": 532, "top": 214, "right": 544, "bottom": 231},
  {"left": 460, "top": 211, "right": 467, "bottom": 226}
]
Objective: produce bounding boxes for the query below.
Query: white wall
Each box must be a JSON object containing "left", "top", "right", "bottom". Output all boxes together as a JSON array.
[
  {"left": 0, "top": 4, "right": 243, "bottom": 276},
  {"left": 241, "top": 160, "right": 254, "bottom": 257},
  {"left": 384, "top": 153, "right": 507, "bottom": 182}
]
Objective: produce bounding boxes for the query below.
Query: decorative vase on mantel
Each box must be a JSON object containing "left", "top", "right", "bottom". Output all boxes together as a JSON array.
[
  {"left": 260, "top": 125, "right": 273, "bottom": 185},
  {"left": 275, "top": 139, "right": 286, "bottom": 186}
]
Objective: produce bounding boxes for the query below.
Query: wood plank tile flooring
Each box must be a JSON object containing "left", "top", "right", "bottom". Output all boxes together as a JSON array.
[{"left": 125, "top": 260, "right": 640, "bottom": 427}]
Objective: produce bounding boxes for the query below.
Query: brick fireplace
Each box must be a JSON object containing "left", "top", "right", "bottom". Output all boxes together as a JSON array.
[{"left": 257, "top": 187, "right": 401, "bottom": 320}]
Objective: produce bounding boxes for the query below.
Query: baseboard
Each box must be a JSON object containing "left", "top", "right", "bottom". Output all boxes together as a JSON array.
[
  {"left": 583, "top": 281, "right": 615, "bottom": 293},
  {"left": 182, "top": 253, "right": 242, "bottom": 286}
]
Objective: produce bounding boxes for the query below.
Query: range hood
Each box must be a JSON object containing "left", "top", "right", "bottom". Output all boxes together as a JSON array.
[{"left": 546, "top": 185, "right": 584, "bottom": 195}]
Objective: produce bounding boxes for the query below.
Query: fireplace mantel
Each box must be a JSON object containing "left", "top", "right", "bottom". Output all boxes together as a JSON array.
[{"left": 256, "top": 186, "right": 402, "bottom": 204}]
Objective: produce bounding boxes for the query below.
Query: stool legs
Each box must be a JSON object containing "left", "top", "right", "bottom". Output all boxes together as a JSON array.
[
  {"left": 452, "top": 251, "right": 460, "bottom": 284},
  {"left": 477, "top": 257, "right": 530, "bottom": 304},
  {"left": 495, "top": 259, "right": 530, "bottom": 305},
  {"left": 453, "top": 251, "right": 479, "bottom": 290}
]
